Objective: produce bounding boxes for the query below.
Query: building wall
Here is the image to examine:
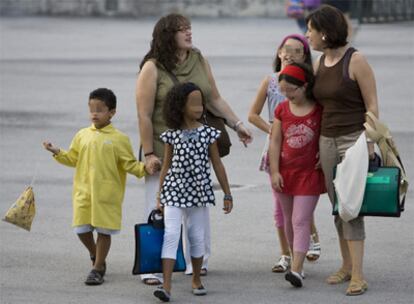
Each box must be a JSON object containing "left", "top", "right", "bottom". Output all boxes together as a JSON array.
[{"left": 0, "top": 0, "right": 286, "bottom": 17}]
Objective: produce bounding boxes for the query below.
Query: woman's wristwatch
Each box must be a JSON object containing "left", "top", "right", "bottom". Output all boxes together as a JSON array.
[
  {"left": 223, "top": 194, "right": 233, "bottom": 201},
  {"left": 144, "top": 151, "right": 154, "bottom": 157}
]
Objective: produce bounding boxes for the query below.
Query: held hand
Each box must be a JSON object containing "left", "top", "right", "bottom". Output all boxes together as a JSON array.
[
  {"left": 144, "top": 163, "right": 155, "bottom": 175},
  {"left": 42, "top": 141, "right": 60, "bottom": 155},
  {"left": 223, "top": 200, "right": 233, "bottom": 214},
  {"left": 145, "top": 155, "right": 161, "bottom": 173},
  {"left": 368, "top": 152, "right": 381, "bottom": 172},
  {"left": 271, "top": 172, "right": 284, "bottom": 192},
  {"left": 236, "top": 123, "right": 253, "bottom": 147}
]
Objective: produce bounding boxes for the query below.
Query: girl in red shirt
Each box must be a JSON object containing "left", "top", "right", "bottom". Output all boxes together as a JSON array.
[{"left": 269, "top": 63, "right": 325, "bottom": 288}]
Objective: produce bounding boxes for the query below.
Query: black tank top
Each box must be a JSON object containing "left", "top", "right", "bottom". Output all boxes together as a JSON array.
[{"left": 313, "top": 47, "right": 366, "bottom": 137}]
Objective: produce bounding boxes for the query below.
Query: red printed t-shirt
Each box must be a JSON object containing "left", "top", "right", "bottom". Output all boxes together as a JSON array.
[{"left": 274, "top": 100, "right": 326, "bottom": 195}]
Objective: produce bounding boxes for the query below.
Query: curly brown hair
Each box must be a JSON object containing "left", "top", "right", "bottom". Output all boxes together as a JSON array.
[
  {"left": 163, "top": 82, "right": 205, "bottom": 130},
  {"left": 139, "top": 14, "right": 191, "bottom": 72}
]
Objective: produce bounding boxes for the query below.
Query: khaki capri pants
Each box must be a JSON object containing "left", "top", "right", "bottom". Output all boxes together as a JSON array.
[{"left": 319, "top": 130, "right": 365, "bottom": 241}]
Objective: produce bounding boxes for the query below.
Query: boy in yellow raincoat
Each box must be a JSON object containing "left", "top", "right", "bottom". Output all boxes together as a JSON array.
[{"left": 43, "top": 88, "right": 155, "bottom": 285}]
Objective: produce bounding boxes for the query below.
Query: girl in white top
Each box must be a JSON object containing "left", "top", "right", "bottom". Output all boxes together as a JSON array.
[{"left": 248, "top": 34, "right": 321, "bottom": 273}]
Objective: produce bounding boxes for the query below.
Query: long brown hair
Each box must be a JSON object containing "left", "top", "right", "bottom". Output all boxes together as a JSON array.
[{"left": 139, "top": 14, "right": 190, "bottom": 72}]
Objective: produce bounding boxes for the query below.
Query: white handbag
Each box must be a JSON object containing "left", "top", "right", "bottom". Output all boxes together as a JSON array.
[{"left": 333, "top": 132, "right": 369, "bottom": 222}]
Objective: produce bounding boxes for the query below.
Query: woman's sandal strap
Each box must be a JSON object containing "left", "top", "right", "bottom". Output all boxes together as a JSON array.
[{"left": 327, "top": 270, "right": 352, "bottom": 284}]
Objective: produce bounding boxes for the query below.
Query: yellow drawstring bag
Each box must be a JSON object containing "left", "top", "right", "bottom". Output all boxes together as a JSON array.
[{"left": 3, "top": 186, "right": 36, "bottom": 231}]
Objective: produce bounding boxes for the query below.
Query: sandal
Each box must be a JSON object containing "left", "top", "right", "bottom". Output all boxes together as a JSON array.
[
  {"left": 90, "top": 255, "right": 96, "bottom": 266},
  {"left": 200, "top": 268, "right": 208, "bottom": 276},
  {"left": 306, "top": 233, "right": 321, "bottom": 262},
  {"left": 90, "top": 256, "right": 106, "bottom": 276},
  {"left": 272, "top": 255, "right": 291, "bottom": 273},
  {"left": 153, "top": 287, "right": 170, "bottom": 302},
  {"left": 326, "top": 269, "right": 352, "bottom": 284},
  {"left": 143, "top": 278, "right": 162, "bottom": 286},
  {"left": 192, "top": 285, "right": 207, "bottom": 296},
  {"left": 84, "top": 269, "right": 104, "bottom": 285},
  {"left": 346, "top": 279, "right": 368, "bottom": 296},
  {"left": 285, "top": 271, "right": 305, "bottom": 288}
]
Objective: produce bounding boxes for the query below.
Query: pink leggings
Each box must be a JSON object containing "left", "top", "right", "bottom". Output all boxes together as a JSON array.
[
  {"left": 275, "top": 193, "right": 319, "bottom": 253},
  {"left": 269, "top": 175, "right": 284, "bottom": 228}
]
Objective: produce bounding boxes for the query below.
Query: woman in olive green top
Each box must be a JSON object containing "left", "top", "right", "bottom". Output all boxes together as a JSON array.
[{"left": 135, "top": 13, "right": 252, "bottom": 286}]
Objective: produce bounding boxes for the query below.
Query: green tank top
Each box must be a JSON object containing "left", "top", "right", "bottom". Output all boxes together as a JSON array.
[{"left": 151, "top": 49, "right": 212, "bottom": 158}]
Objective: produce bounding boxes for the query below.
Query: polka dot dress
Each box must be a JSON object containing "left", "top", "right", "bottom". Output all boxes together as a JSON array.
[{"left": 160, "top": 125, "right": 221, "bottom": 208}]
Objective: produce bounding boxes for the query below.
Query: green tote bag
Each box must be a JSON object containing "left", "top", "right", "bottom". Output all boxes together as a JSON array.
[{"left": 333, "top": 167, "right": 401, "bottom": 217}]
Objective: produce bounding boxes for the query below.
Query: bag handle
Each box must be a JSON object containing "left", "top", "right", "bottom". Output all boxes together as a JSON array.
[
  {"left": 28, "top": 162, "right": 39, "bottom": 188},
  {"left": 155, "top": 61, "right": 180, "bottom": 84},
  {"left": 147, "top": 209, "right": 164, "bottom": 229},
  {"left": 165, "top": 69, "right": 179, "bottom": 85}
]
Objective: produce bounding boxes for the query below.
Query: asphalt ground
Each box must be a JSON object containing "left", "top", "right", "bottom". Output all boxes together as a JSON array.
[{"left": 0, "top": 17, "right": 413, "bottom": 304}]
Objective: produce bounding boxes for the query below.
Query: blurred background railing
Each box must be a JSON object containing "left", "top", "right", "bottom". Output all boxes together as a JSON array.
[
  {"left": 352, "top": 0, "right": 414, "bottom": 23},
  {"left": 0, "top": 0, "right": 413, "bottom": 21}
]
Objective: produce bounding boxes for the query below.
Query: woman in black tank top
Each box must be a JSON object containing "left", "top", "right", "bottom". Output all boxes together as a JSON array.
[{"left": 305, "top": 5, "right": 379, "bottom": 296}]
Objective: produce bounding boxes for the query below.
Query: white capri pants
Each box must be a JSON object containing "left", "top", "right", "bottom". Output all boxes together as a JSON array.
[
  {"left": 183, "top": 208, "right": 210, "bottom": 273},
  {"left": 162, "top": 206, "right": 206, "bottom": 260}
]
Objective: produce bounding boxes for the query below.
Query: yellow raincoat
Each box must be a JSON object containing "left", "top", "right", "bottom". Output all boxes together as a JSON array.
[{"left": 54, "top": 124, "right": 145, "bottom": 230}]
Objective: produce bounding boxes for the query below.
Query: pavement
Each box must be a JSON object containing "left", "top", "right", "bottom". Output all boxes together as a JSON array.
[{"left": 0, "top": 17, "right": 413, "bottom": 304}]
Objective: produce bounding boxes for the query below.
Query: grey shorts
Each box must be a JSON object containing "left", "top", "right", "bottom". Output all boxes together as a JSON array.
[
  {"left": 73, "top": 224, "right": 120, "bottom": 236},
  {"left": 319, "top": 130, "right": 365, "bottom": 241}
]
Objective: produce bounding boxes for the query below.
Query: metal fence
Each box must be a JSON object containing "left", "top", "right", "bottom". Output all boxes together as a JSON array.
[
  {"left": 1, "top": 0, "right": 414, "bottom": 20},
  {"left": 351, "top": 0, "right": 414, "bottom": 23}
]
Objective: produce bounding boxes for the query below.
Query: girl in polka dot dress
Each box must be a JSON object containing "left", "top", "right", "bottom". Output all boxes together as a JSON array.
[{"left": 153, "top": 82, "right": 233, "bottom": 302}]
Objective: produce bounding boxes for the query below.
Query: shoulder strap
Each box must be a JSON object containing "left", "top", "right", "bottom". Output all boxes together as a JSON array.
[
  {"left": 342, "top": 47, "right": 357, "bottom": 80},
  {"left": 155, "top": 49, "right": 204, "bottom": 85},
  {"left": 164, "top": 69, "right": 179, "bottom": 85},
  {"left": 156, "top": 61, "right": 179, "bottom": 85}
]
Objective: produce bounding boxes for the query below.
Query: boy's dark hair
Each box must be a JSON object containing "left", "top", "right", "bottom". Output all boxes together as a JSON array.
[
  {"left": 306, "top": 4, "right": 348, "bottom": 49},
  {"left": 278, "top": 62, "right": 315, "bottom": 100},
  {"left": 163, "top": 82, "right": 205, "bottom": 129},
  {"left": 89, "top": 88, "right": 117, "bottom": 110}
]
